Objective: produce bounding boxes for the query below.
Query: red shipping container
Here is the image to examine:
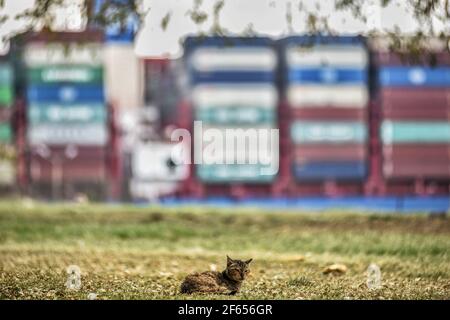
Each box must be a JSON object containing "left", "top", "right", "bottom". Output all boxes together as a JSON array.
[
  {"left": 374, "top": 51, "right": 450, "bottom": 66},
  {"left": 380, "top": 88, "right": 449, "bottom": 110},
  {"left": 0, "top": 108, "right": 11, "bottom": 122},
  {"left": 383, "top": 144, "right": 450, "bottom": 161},
  {"left": 290, "top": 107, "right": 367, "bottom": 120},
  {"left": 29, "top": 146, "right": 107, "bottom": 181},
  {"left": 29, "top": 145, "right": 107, "bottom": 158},
  {"left": 382, "top": 105, "right": 450, "bottom": 120},
  {"left": 20, "top": 31, "right": 104, "bottom": 44},
  {"left": 30, "top": 156, "right": 107, "bottom": 181},
  {"left": 294, "top": 144, "right": 367, "bottom": 162},
  {"left": 383, "top": 159, "right": 450, "bottom": 179}
]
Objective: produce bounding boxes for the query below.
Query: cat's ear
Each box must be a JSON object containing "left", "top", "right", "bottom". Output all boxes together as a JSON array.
[
  {"left": 245, "top": 258, "right": 253, "bottom": 265},
  {"left": 227, "top": 255, "right": 234, "bottom": 265}
]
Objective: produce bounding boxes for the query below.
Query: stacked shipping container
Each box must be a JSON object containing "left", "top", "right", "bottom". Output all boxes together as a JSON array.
[
  {"left": 0, "top": 57, "right": 15, "bottom": 187},
  {"left": 185, "top": 37, "right": 279, "bottom": 184},
  {"left": 22, "top": 33, "right": 109, "bottom": 196},
  {"left": 377, "top": 50, "right": 450, "bottom": 181},
  {"left": 283, "top": 36, "right": 369, "bottom": 183}
]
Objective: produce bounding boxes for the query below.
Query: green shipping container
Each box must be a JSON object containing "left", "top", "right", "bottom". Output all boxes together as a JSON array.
[
  {"left": 28, "top": 104, "right": 107, "bottom": 124},
  {"left": 381, "top": 121, "right": 450, "bottom": 144},
  {"left": 291, "top": 121, "right": 367, "bottom": 144},
  {"left": 196, "top": 164, "right": 277, "bottom": 183},
  {"left": 0, "top": 64, "right": 13, "bottom": 86},
  {"left": 0, "top": 123, "right": 12, "bottom": 143},
  {"left": 0, "top": 86, "right": 13, "bottom": 106},
  {"left": 27, "top": 65, "right": 103, "bottom": 84},
  {"left": 195, "top": 107, "right": 275, "bottom": 124}
]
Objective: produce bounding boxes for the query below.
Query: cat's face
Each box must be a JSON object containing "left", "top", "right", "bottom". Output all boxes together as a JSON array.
[{"left": 226, "top": 255, "right": 253, "bottom": 281}]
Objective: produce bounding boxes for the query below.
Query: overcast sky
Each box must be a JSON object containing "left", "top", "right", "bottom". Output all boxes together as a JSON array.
[{"left": 0, "top": 0, "right": 445, "bottom": 57}]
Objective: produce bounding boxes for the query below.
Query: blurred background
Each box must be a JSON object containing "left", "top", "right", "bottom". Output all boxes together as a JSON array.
[
  {"left": 0, "top": 0, "right": 449, "bottom": 212},
  {"left": 0, "top": 0, "right": 449, "bottom": 301}
]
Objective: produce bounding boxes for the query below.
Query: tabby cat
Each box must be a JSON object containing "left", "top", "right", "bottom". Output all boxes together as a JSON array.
[{"left": 180, "top": 256, "right": 253, "bottom": 295}]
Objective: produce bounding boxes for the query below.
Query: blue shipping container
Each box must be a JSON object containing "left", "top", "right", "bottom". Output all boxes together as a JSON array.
[
  {"left": 27, "top": 85, "right": 105, "bottom": 103},
  {"left": 288, "top": 68, "right": 367, "bottom": 84},
  {"left": 293, "top": 161, "right": 367, "bottom": 181},
  {"left": 379, "top": 67, "right": 450, "bottom": 87}
]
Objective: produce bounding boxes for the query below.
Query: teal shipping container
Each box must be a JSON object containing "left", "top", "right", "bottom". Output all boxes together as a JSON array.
[
  {"left": 195, "top": 107, "right": 275, "bottom": 125},
  {"left": 0, "top": 122, "right": 12, "bottom": 143},
  {"left": 381, "top": 121, "right": 450, "bottom": 144},
  {"left": 196, "top": 164, "right": 277, "bottom": 183},
  {"left": 291, "top": 121, "right": 367, "bottom": 144},
  {"left": 28, "top": 103, "right": 107, "bottom": 124},
  {"left": 27, "top": 65, "right": 103, "bottom": 85}
]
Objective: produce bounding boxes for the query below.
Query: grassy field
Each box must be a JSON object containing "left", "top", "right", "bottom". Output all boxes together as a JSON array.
[{"left": 0, "top": 200, "right": 449, "bottom": 300}]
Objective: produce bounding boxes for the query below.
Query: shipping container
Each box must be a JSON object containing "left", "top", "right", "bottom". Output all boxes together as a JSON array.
[
  {"left": 27, "top": 84, "right": 105, "bottom": 103},
  {"left": 26, "top": 65, "right": 103, "bottom": 84},
  {"left": 381, "top": 121, "right": 450, "bottom": 143},
  {"left": 0, "top": 63, "right": 13, "bottom": 85},
  {"left": 288, "top": 67, "right": 367, "bottom": 84},
  {"left": 0, "top": 85, "right": 13, "bottom": 106},
  {"left": 29, "top": 155, "right": 107, "bottom": 181},
  {"left": 291, "top": 121, "right": 367, "bottom": 144},
  {"left": 23, "top": 42, "right": 104, "bottom": 66},
  {"left": 286, "top": 44, "right": 367, "bottom": 67},
  {"left": 27, "top": 123, "right": 108, "bottom": 146},
  {"left": 290, "top": 107, "right": 366, "bottom": 120},
  {"left": 0, "top": 108, "right": 12, "bottom": 122},
  {"left": 29, "top": 145, "right": 107, "bottom": 159},
  {"left": 287, "top": 85, "right": 368, "bottom": 108},
  {"left": 0, "top": 122, "right": 12, "bottom": 143},
  {"left": 382, "top": 144, "right": 450, "bottom": 160},
  {"left": 192, "top": 84, "right": 277, "bottom": 109},
  {"left": 195, "top": 107, "right": 275, "bottom": 125},
  {"left": 27, "top": 103, "right": 107, "bottom": 124},
  {"left": 29, "top": 145, "right": 107, "bottom": 182},
  {"left": 294, "top": 144, "right": 367, "bottom": 162},
  {"left": 190, "top": 70, "right": 275, "bottom": 84},
  {"left": 373, "top": 51, "right": 450, "bottom": 66},
  {"left": 382, "top": 105, "right": 450, "bottom": 120},
  {"left": 185, "top": 36, "right": 279, "bottom": 187},
  {"left": 188, "top": 40, "right": 276, "bottom": 84},
  {"left": 380, "top": 87, "right": 449, "bottom": 109},
  {"left": 20, "top": 31, "right": 104, "bottom": 44},
  {"left": 196, "top": 164, "right": 277, "bottom": 183},
  {"left": 379, "top": 66, "right": 450, "bottom": 87},
  {"left": 189, "top": 46, "right": 277, "bottom": 71},
  {"left": 293, "top": 161, "right": 367, "bottom": 181},
  {"left": 383, "top": 159, "right": 450, "bottom": 179}
]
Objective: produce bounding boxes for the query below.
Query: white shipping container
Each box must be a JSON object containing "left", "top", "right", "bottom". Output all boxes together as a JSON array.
[
  {"left": 287, "top": 85, "right": 368, "bottom": 108},
  {"left": 23, "top": 43, "right": 104, "bottom": 66},
  {"left": 192, "top": 84, "right": 278, "bottom": 109},
  {"left": 286, "top": 45, "right": 368, "bottom": 68},
  {"left": 190, "top": 47, "right": 277, "bottom": 71},
  {"left": 28, "top": 124, "right": 108, "bottom": 145}
]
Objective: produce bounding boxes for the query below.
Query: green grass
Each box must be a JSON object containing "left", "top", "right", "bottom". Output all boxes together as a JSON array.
[{"left": 0, "top": 200, "right": 449, "bottom": 299}]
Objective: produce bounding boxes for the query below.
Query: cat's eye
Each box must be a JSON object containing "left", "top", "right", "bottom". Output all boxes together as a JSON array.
[{"left": 245, "top": 270, "right": 249, "bottom": 273}]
